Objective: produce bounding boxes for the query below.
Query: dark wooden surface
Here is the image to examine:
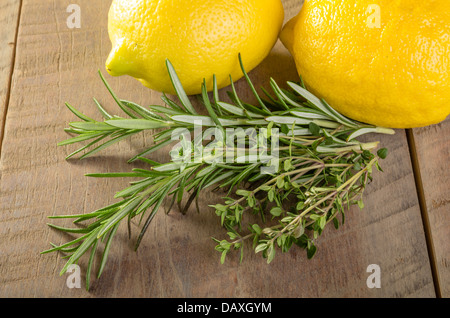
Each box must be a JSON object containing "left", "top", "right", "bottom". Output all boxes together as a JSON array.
[{"left": 0, "top": 0, "right": 447, "bottom": 298}]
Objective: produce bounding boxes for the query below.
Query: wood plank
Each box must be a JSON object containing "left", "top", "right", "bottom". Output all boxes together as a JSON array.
[
  {"left": 0, "top": 0, "right": 436, "bottom": 297},
  {"left": 409, "top": 118, "right": 450, "bottom": 297},
  {"left": 0, "top": 0, "right": 21, "bottom": 154}
]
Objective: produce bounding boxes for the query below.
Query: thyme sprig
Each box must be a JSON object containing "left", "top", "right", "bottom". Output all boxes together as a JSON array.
[{"left": 43, "top": 55, "right": 394, "bottom": 290}]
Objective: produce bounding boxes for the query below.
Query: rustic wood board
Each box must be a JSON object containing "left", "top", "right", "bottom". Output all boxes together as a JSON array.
[
  {"left": 0, "top": 0, "right": 21, "bottom": 150},
  {"left": 0, "top": 0, "right": 440, "bottom": 298},
  {"left": 410, "top": 119, "right": 450, "bottom": 298}
]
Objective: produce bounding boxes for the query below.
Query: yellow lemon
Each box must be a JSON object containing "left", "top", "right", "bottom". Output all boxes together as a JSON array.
[
  {"left": 280, "top": 0, "right": 450, "bottom": 128},
  {"left": 106, "top": 0, "right": 284, "bottom": 95}
]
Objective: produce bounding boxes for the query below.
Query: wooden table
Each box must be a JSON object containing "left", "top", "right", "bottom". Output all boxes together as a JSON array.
[{"left": 0, "top": 0, "right": 448, "bottom": 298}]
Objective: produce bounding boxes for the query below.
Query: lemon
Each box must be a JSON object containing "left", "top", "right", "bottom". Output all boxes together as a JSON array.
[
  {"left": 280, "top": 0, "right": 450, "bottom": 128},
  {"left": 106, "top": 0, "right": 284, "bottom": 96}
]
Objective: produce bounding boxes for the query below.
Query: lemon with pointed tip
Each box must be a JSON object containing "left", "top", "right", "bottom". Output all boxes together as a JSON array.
[
  {"left": 106, "top": 0, "right": 284, "bottom": 96},
  {"left": 280, "top": 0, "right": 450, "bottom": 128}
]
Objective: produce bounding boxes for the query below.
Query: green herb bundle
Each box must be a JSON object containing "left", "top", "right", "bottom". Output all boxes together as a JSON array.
[{"left": 42, "top": 55, "right": 394, "bottom": 290}]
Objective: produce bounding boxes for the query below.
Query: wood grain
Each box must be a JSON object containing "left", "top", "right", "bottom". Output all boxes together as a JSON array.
[
  {"left": 0, "top": 0, "right": 438, "bottom": 298},
  {"left": 0, "top": 0, "right": 21, "bottom": 154},
  {"left": 409, "top": 118, "right": 450, "bottom": 297}
]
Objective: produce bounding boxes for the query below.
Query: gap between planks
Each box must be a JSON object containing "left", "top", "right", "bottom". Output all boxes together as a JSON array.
[
  {"left": 406, "top": 128, "right": 442, "bottom": 298},
  {"left": 0, "top": 0, "right": 23, "bottom": 160}
]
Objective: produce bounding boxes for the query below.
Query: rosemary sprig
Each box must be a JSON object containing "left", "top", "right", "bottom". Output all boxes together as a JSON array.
[{"left": 44, "top": 55, "right": 394, "bottom": 290}]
